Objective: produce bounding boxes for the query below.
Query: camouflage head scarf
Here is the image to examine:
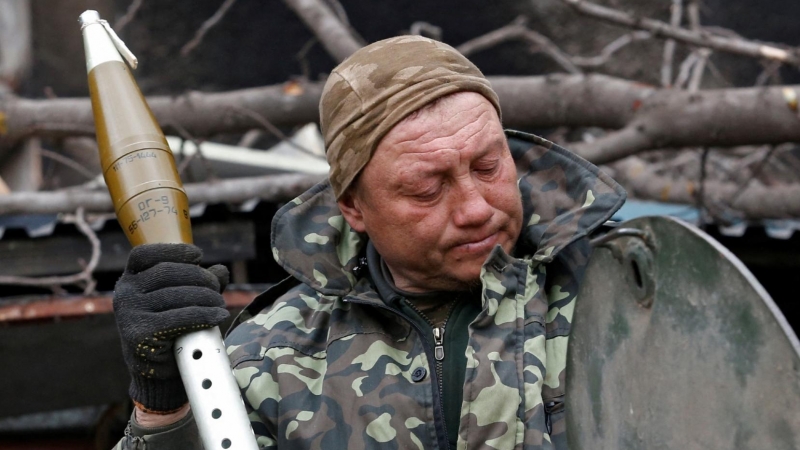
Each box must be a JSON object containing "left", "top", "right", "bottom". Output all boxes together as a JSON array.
[{"left": 320, "top": 35, "right": 502, "bottom": 199}]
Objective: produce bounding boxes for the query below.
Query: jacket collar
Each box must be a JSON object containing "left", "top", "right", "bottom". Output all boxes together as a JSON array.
[{"left": 270, "top": 130, "right": 626, "bottom": 297}]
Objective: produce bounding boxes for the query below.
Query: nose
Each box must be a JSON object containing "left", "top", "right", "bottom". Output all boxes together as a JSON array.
[{"left": 452, "top": 178, "right": 493, "bottom": 228}]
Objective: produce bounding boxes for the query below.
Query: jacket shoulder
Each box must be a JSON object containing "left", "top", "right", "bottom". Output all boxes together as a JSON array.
[{"left": 225, "top": 282, "right": 336, "bottom": 366}]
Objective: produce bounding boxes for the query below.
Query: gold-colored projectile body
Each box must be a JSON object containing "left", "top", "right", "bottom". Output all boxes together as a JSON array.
[{"left": 82, "top": 11, "right": 191, "bottom": 246}]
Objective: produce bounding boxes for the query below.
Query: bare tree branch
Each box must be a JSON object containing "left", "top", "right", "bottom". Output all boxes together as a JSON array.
[
  {"left": 661, "top": 0, "right": 683, "bottom": 87},
  {"left": 687, "top": 0, "right": 702, "bottom": 30},
  {"left": 321, "top": 0, "right": 367, "bottom": 44},
  {"left": 181, "top": 0, "right": 238, "bottom": 57},
  {"left": 728, "top": 145, "right": 777, "bottom": 204},
  {"left": 295, "top": 38, "right": 318, "bottom": 78},
  {"left": 282, "top": 0, "right": 362, "bottom": 63},
  {"left": 686, "top": 1, "right": 709, "bottom": 92},
  {"left": 572, "top": 31, "right": 652, "bottom": 67},
  {"left": 175, "top": 139, "right": 195, "bottom": 176},
  {"left": 0, "top": 173, "right": 323, "bottom": 215},
  {"left": 755, "top": 60, "right": 782, "bottom": 86},
  {"left": 0, "top": 81, "right": 324, "bottom": 151},
  {"left": 322, "top": 0, "right": 350, "bottom": 26},
  {"left": 114, "top": 0, "right": 144, "bottom": 33},
  {"left": 228, "top": 105, "right": 320, "bottom": 157},
  {"left": 613, "top": 156, "right": 800, "bottom": 219},
  {"left": 5, "top": 75, "right": 800, "bottom": 165},
  {"left": 409, "top": 21, "right": 443, "bottom": 41},
  {"left": 161, "top": 120, "right": 217, "bottom": 181},
  {"left": 564, "top": 79, "right": 800, "bottom": 165},
  {"left": 704, "top": 58, "right": 733, "bottom": 87},
  {"left": 454, "top": 16, "right": 652, "bottom": 70},
  {"left": 40, "top": 148, "right": 96, "bottom": 180},
  {"left": 456, "top": 16, "right": 582, "bottom": 74},
  {"left": 674, "top": 51, "right": 700, "bottom": 89},
  {"left": 688, "top": 49, "right": 711, "bottom": 92},
  {"left": 559, "top": 0, "right": 800, "bottom": 66},
  {"left": 455, "top": 16, "right": 526, "bottom": 56},
  {"left": 237, "top": 129, "right": 263, "bottom": 148}
]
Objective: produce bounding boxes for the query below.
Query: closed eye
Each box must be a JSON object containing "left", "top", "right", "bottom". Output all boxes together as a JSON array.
[
  {"left": 474, "top": 161, "right": 500, "bottom": 177},
  {"left": 413, "top": 187, "right": 442, "bottom": 202}
]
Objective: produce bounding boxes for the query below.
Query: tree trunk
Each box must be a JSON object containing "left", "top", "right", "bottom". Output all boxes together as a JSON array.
[
  {"left": 4, "top": 75, "right": 800, "bottom": 165},
  {"left": 0, "top": 173, "right": 322, "bottom": 215}
]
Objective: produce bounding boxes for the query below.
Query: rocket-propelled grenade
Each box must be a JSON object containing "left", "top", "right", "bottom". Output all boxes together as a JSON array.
[
  {"left": 79, "top": 11, "right": 258, "bottom": 449},
  {"left": 80, "top": 10, "right": 190, "bottom": 246}
]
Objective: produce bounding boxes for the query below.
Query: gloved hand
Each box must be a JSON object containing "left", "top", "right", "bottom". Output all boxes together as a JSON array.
[{"left": 113, "top": 243, "right": 230, "bottom": 413}]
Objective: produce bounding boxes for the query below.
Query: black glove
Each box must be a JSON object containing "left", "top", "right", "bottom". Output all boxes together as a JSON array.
[{"left": 113, "top": 243, "right": 230, "bottom": 412}]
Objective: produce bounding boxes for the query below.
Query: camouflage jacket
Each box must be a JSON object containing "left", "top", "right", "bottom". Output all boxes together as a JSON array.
[{"left": 116, "top": 130, "right": 625, "bottom": 450}]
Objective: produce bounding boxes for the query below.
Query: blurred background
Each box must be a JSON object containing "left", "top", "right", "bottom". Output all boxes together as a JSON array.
[{"left": 1, "top": 0, "right": 799, "bottom": 447}]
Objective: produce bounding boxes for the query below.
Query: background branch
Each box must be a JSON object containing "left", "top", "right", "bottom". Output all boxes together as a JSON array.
[
  {"left": 5, "top": 76, "right": 800, "bottom": 164},
  {"left": 114, "top": 0, "right": 144, "bottom": 33},
  {"left": 660, "top": 0, "right": 683, "bottom": 87},
  {"left": 686, "top": 1, "right": 709, "bottom": 92},
  {"left": 613, "top": 156, "right": 800, "bottom": 219},
  {"left": 560, "top": 0, "right": 800, "bottom": 66},
  {"left": 0, "top": 81, "right": 323, "bottom": 152},
  {"left": 571, "top": 31, "right": 652, "bottom": 68},
  {"left": 456, "top": 16, "right": 582, "bottom": 74},
  {"left": 181, "top": 0, "right": 238, "bottom": 56},
  {"left": 409, "top": 21, "right": 443, "bottom": 40},
  {"left": 282, "top": 0, "right": 362, "bottom": 62},
  {"left": 40, "top": 148, "right": 96, "bottom": 180},
  {"left": 228, "top": 105, "right": 320, "bottom": 157},
  {"left": 563, "top": 79, "right": 800, "bottom": 164},
  {"left": 0, "top": 173, "right": 324, "bottom": 215}
]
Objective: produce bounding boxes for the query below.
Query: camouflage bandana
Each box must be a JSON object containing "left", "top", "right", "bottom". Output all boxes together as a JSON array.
[{"left": 319, "top": 35, "right": 502, "bottom": 199}]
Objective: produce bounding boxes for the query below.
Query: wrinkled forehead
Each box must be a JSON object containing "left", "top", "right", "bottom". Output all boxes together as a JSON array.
[
  {"left": 380, "top": 92, "right": 504, "bottom": 152},
  {"left": 387, "top": 92, "right": 501, "bottom": 140},
  {"left": 367, "top": 92, "right": 507, "bottom": 176}
]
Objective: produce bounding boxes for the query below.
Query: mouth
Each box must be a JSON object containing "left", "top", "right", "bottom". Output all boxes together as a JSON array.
[{"left": 453, "top": 232, "right": 499, "bottom": 254}]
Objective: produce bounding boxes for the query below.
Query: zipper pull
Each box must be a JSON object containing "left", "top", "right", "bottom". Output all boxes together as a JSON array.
[{"left": 433, "top": 327, "right": 445, "bottom": 361}]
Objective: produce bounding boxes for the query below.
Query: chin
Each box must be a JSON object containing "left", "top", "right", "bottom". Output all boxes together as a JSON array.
[{"left": 451, "top": 266, "right": 484, "bottom": 289}]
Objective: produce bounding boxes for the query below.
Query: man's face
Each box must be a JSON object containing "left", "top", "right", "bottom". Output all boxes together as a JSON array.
[{"left": 338, "top": 92, "right": 523, "bottom": 292}]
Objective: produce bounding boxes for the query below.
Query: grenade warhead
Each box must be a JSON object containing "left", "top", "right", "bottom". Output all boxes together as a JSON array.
[{"left": 81, "top": 9, "right": 190, "bottom": 246}]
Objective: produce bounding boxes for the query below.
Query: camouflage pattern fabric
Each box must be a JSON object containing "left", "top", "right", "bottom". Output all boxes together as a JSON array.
[
  {"left": 224, "top": 130, "right": 626, "bottom": 450},
  {"left": 320, "top": 35, "right": 501, "bottom": 199}
]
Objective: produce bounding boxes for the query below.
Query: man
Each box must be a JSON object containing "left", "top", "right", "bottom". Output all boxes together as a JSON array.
[{"left": 113, "top": 36, "right": 625, "bottom": 449}]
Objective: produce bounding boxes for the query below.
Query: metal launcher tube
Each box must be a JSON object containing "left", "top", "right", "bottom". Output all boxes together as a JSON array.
[{"left": 79, "top": 10, "right": 258, "bottom": 449}]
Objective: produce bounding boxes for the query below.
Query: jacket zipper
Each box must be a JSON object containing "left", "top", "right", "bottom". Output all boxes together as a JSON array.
[
  {"left": 345, "top": 297, "right": 452, "bottom": 450},
  {"left": 405, "top": 299, "right": 458, "bottom": 414}
]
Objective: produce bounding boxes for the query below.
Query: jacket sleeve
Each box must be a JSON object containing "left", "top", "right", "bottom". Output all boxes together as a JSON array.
[
  {"left": 111, "top": 406, "right": 279, "bottom": 450},
  {"left": 112, "top": 409, "right": 203, "bottom": 450}
]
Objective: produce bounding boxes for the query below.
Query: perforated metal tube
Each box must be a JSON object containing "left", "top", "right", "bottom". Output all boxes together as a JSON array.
[{"left": 176, "top": 328, "right": 258, "bottom": 450}]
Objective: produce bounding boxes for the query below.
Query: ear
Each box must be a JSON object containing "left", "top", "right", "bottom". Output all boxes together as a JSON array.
[{"left": 337, "top": 189, "right": 367, "bottom": 233}]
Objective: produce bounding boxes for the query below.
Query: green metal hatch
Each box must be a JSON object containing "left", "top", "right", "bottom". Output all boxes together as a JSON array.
[{"left": 567, "top": 216, "right": 800, "bottom": 449}]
